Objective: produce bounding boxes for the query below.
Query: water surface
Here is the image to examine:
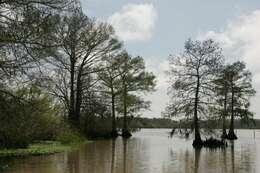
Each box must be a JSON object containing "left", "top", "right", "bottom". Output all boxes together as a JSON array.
[{"left": 3, "top": 129, "right": 260, "bottom": 173}]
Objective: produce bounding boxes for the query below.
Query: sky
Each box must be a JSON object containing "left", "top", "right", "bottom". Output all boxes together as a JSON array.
[{"left": 80, "top": 0, "right": 260, "bottom": 119}]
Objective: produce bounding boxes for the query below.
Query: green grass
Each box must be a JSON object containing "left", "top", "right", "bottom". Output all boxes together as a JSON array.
[
  {"left": 0, "top": 140, "right": 90, "bottom": 172},
  {"left": 0, "top": 141, "right": 73, "bottom": 158}
]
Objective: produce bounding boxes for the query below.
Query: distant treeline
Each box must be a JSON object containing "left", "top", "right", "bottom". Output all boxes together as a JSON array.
[
  {"left": 200, "top": 119, "right": 260, "bottom": 129},
  {"left": 128, "top": 118, "right": 260, "bottom": 129},
  {"left": 129, "top": 117, "right": 177, "bottom": 128}
]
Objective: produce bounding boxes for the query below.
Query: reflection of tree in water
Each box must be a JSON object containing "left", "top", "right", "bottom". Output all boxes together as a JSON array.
[
  {"left": 194, "top": 148, "right": 201, "bottom": 173},
  {"left": 62, "top": 132, "right": 257, "bottom": 173},
  {"left": 66, "top": 140, "right": 113, "bottom": 173},
  {"left": 184, "top": 150, "right": 191, "bottom": 173},
  {"left": 236, "top": 141, "right": 256, "bottom": 173},
  {"left": 67, "top": 149, "right": 80, "bottom": 173},
  {"left": 119, "top": 138, "right": 150, "bottom": 173},
  {"left": 160, "top": 148, "right": 196, "bottom": 173},
  {"left": 111, "top": 139, "right": 116, "bottom": 173},
  {"left": 166, "top": 142, "right": 256, "bottom": 173},
  {"left": 230, "top": 141, "right": 235, "bottom": 173},
  {"left": 222, "top": 147, "right": 228, "bottom": 173},
  {"left": 123, "top": 139, "right": 127, "bottom": 173},
  {"left": 223, "top": 141, "right": 255, "bottom": 173}
]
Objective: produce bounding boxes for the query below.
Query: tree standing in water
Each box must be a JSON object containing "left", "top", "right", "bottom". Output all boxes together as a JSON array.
[
  {"left": 224, "top": 61, "right": 255, "bottom": 140},
  {"left": 167, "top": 39, "right": 223, "bottom": 146},
  {"left": 117, "top": 52, "right": 156, "bottom": 138},
  {"left": 214, "top": 65, "right": 231, "bottom": 138},
  {"left": 97, "top": 54, "right": 125, "bottom": 137}
]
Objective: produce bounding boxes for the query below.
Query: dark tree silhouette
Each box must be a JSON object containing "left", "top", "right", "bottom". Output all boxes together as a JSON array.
[
  {"left": 224, "top": 61, "right": 255, "bottom": 140},
  {"left": 214, "top": 65, "right": 231, "bottom": 138},
  {"left": 47, "top": 10, "right": 121, "bottom": 127},
  {"left": 166, "top": 39, "right": 223, "bottom": 146},
  {"left": 117, "top": 52, "right": 156, "bottom": 138},
  {"left": 0, "top": 0, "right": 71, "bottom": 92},
  {"left": 97, "top": 54, "right": 126, "bottom": 137}
]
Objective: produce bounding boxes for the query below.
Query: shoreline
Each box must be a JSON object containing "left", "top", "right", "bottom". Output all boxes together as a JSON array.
[{"left": 0, "top": 140, "right": 88, "bottom": 158}]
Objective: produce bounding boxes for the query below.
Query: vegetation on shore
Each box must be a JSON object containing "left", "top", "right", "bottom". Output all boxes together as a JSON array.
[
  {"left": 0, "top": 142, "right": 69, "bottom": 158},
  {"left": 0, "top": 0, "right": 155, "bottom": 150},
  {"left": 0, "top": 130, "right": 87, "bottom": 158},
  {"left": 0, "top": 0, "right": 257, "bottom": 151}
]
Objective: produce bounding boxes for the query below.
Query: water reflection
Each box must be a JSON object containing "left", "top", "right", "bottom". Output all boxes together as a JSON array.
[
  {"left": 222, "top": 146, "right": 228, "bottom": 173},
  {"left": 231, "top": 141, "right": 235, "bottom": 173},
  {"left": 67, "top": 149, "right": 80, "bottom": 173},
  {"left": 3, "top": 129, "right": 260, "bottom": 173},
  {"left": 111, "top": 139, "right": 116, "bottom": 173},
  {"left": 194, "top": 148, "right": 201, "bottom": 173},
  {"left": 123, "top": 139, "right": 127, "bottom": 173}
]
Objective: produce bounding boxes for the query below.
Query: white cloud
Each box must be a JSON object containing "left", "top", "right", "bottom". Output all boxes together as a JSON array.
[
  {"left": 199, "top": 10, "right": 260, "bottom": 117},
  {"left": 143, "top": 59, "right": 169, "bottom": 117},
  {"left": 108, "top": 3, "right": 157, "bottom": 42}
]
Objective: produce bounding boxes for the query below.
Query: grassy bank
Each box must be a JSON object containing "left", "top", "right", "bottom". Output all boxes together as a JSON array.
[
  {"left": 0, "top": 141, "right": 72, "bottom": 172},
  {"left": 0, "top": 140, "right": 87, "bottom": 158}
]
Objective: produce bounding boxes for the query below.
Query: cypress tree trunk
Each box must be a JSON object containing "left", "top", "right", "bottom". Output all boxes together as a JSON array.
[
  {"left": 123, "top": 82, "right": 127, "bottom": 131},
  {"left": 75, "top": 83, "right": 81, "bottom": 125},
  {"left": 193, "top": 76, "right": 202, "bottom": 147},
  {"left": 122, "top": 80, "right": 131, "bottom": 138},
  {"left": 227, "top": 87, "right": 237, "bottom": 140},
  {"left": 111, "top": 92, "right": 118, "bottom": 137},
  {"left": 69, "top": 59, "right": 76, "bottom": 126},
  {"left": 75, "top": 70, "right": 82, "bottom": 126},
  {"left": 221, "top": 91, "right": 228, "bottom": 138}
]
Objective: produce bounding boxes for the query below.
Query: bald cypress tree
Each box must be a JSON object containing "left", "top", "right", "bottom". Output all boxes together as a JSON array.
[
  {"left": 117, "top": 52, "right": 156, "bottom": 138},
  {"left": 224, "top": 61, "right": 255, "bottom": 139},
  {"left": 167, "top": 39, "right": 223, "bottom": 146}
]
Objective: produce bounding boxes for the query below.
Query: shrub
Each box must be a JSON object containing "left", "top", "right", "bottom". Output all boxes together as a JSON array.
[
  {"left": 56, "top": 130, "right": 84, "bottom": 145},
  {"left": 82, "top": 115, "right": 113, "bottom": 139},
  {"left": 0, "top": 85, "right": 64, "bottom": 149}
]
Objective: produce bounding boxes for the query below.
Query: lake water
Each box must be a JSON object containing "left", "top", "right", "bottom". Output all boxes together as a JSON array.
[{"left": 2, "top": 129, "right": 260, "bottom": 173}]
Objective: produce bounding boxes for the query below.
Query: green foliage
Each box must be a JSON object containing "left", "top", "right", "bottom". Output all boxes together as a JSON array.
[
  {"left": 56, "top": 130, "right": 85, "bottom": 145},
  {"left": 82, "top": 115, "right": 113, "bottom": 139},
  {"left": 0, "top": 141, "right": 70, "bottom": 158},
  {"left": 166, "top": 39, "right": 223, "bottom": 118},
  {"left": 0, "top": 85, "right": 64, "bottom": 149},
  {"left": 214, "top": 61, "right": 256, "bottom": 135},
  {"left": 115, "top": 52, "right": 156, "bottom": 132}
]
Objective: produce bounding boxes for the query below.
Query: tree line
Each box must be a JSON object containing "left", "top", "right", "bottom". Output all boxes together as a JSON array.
[
  {"left": 0, "top": 0, "right": 156, "bottom": 148},
  {"left": 0, "top": 0, "right": 256, "bottom": 149},
  {"left": 165, "top": 39, "right": 256, "bottom": 147}
]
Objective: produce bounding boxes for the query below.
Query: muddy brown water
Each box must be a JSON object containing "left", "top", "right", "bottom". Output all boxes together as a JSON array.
[{"left": 2, "top": 129, "right": 260, "bottom": 173}]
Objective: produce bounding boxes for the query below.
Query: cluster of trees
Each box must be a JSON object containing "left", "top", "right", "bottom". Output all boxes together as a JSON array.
[
  {"left": 165, "top": 39, "right": 256, "bottom": 146},
  {"left": 0, "top": 0, "right": 156, "bottom": 148},
  {"left": 129, "top": 117, "right": 177, "bottom": 128}
]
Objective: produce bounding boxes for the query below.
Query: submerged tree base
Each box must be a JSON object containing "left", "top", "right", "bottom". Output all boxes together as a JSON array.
[
  {"left": 192, "top": 139, "right": 203, "bottom": 147},
  {"left": 221, "top": 131, "right": 228, "bottom": 139},
  {"left": 193, "top": 137, "right": 227, "bottom": 148},
  {"left": 226, "top": 131, "right": 238, "bottom": 140},
  {"left": 111, "top": 130, "right": 119, "bottom": 138},
  {"left": 121, "top": 130, "right": 132, "bottom": 138}
]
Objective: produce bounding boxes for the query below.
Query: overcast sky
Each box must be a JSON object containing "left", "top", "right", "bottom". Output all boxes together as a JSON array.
[{"left": 80, "top": 0, "right": 260, "bottom": 119}]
